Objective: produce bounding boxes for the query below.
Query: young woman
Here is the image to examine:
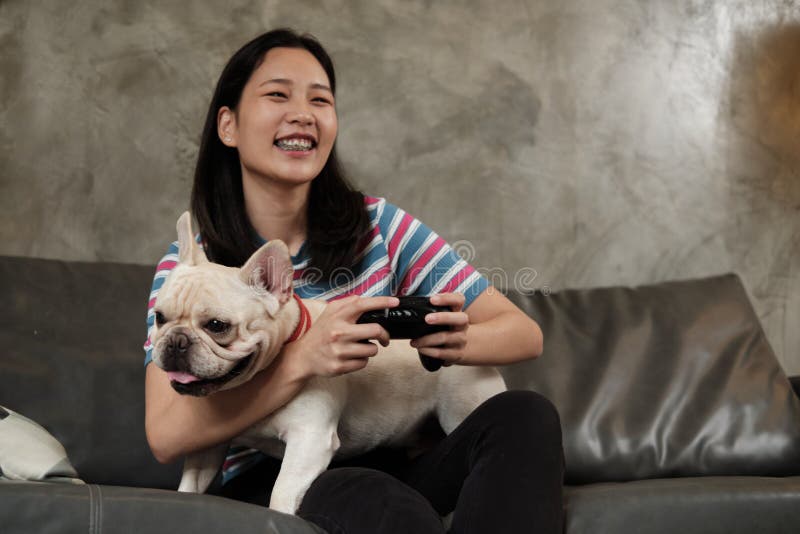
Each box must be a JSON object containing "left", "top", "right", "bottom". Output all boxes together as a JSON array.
[{"left": 144, "top": 28, "right": 564, "bottom": 534}]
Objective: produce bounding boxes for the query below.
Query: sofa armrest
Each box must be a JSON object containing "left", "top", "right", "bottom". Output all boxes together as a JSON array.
[{"left": 790, "top": 376, "right": 800, "bottom": 400}]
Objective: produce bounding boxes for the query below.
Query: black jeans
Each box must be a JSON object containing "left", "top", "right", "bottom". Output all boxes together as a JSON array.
[{"left": 220, "top": 390, "right": 564, "bottom": 533}]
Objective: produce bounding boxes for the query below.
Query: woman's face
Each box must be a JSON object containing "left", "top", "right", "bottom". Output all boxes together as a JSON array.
[{"left": 218, "top": 47, "right": 337, "bottom": 187}]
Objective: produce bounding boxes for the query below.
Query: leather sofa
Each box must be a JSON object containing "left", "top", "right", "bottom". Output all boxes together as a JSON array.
[{"left": 1, "top": 254, "right": 799, "bottom": 533}]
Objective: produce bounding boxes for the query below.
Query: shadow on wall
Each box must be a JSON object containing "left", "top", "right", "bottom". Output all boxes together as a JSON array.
[{"left": 728, "top": 22, "right": 800, "bottom": 206}]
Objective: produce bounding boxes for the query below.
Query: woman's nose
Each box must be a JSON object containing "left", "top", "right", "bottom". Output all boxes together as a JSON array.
[{"left": 287, "top": 110, "right": 314, "bottom": 126}]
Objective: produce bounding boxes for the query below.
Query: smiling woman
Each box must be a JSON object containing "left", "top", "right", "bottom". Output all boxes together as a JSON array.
[
  {"left": 143, "top": 28, "right": 561, "bottom": 534},
  {"left": 218, "top": 47, "right": 338, "bottom": 203},
  {"left": 188, "top": 31, "right": 367, "bottom": 275}
]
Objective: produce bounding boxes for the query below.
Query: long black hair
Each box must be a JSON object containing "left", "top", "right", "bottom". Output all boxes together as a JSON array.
[{"left": 190, "top": 28, "right": 369, "bottom": 277}]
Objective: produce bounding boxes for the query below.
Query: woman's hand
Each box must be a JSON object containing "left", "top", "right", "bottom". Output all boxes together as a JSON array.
[
  {"left": 410, "top": 293, "right": 469, "bottom": 367},
  {"left": 290, "top": 295, "right": 399, "bottom": 378}
]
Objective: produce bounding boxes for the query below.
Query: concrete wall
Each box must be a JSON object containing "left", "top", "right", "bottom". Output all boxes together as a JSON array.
[{"left": 2, "top": 0, "right": 799, "bottom": 373}]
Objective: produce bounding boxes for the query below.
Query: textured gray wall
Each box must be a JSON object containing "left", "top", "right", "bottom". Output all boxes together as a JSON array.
[{"left": 2, "top": 1, "right": 799, "bottom": 373}]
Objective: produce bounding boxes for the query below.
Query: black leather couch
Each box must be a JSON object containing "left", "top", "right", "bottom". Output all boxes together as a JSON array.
[{"left": 2, "top": 254, "right": 799, "bottom": 533}]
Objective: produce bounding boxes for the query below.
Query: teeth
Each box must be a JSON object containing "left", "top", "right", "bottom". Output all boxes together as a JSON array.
[{"left": 276, "top": 138, "right": 313, "bottom": 151}]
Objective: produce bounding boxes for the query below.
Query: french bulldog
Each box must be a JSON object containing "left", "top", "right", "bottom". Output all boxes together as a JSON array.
[{"left": 150, "top": 212, "right": 507, "bottom": 514}]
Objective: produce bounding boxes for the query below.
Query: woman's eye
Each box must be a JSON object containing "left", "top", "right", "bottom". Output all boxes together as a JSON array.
[
  {"left": 313, "top": 97, "right": 332, "bottom": 104},
  {"left": 204, "top": 319, "right": 231, "bottom": 334},
  {"left": 267, "top": 92, "right": 287, "bottom": 98}
]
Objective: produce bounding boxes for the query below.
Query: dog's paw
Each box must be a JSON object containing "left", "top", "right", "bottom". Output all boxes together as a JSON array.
[
  {"left": 269, "top": 495, "right": 301, "bottom": 515},
  {"left": 177, "top": 480, "right": 199, "bottom": 493}
]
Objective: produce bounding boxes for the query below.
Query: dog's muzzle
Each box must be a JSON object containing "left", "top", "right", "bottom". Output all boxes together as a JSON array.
[{"left": 169, "top": 352, "right": 256, "bottom": 397}]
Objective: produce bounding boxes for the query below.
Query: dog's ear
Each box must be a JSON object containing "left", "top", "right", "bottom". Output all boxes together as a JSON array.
[
  {"left": 176, "top": 211, "right": 208, "bottom": 266},
  {"left": 239, "top": 240, "right": 293, "bottom": 306}
]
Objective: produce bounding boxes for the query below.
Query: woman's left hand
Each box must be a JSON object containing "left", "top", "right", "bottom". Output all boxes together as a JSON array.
[{"left": 410, "top": 292, "right": 469, "bottom": 366}]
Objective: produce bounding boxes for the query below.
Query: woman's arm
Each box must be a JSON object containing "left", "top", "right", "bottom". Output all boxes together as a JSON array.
[
  {"left": 145, "top": 340, "right": 309, "bottom": 464},
  {"left": 460, "top": 288, "right": 543, "bottom": 365},
  {"left": 144, "top": 295, "right": 398, "bottom": 464},
  {"left": 411, "top": 289, "right": 543, "bottom": 367}
]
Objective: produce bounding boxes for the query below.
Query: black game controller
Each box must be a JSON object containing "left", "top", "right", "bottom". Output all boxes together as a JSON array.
[{"left": 357, "top": 296, "right": 450, "bottom": 372}]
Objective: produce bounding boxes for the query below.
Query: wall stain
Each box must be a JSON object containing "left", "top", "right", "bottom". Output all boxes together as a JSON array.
[{"left": 403, "top": 62, "right": 541, "bottom": 159}]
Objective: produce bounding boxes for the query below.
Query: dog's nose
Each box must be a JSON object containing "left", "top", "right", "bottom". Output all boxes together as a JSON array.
[{"left": 167, "top": 332, "right": 190, "bottom": 355}]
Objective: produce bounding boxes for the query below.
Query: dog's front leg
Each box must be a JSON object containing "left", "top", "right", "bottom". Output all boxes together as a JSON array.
[
  {"left": 178, "top": 443, "right": 228, "bottom": 493},
  {"left": 269, "top": 427, "right": 340, "bottom": 514}
]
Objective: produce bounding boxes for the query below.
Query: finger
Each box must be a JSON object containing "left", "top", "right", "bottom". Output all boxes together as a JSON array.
[
  {"left": 343, "top": 323, "right": 391, "bottom": 346},
  {"left": 342, "top": 296, "right": 400, "bottom": 318},
  {"left": 411, "top": 330, "right": 466, "bottom": 349},
  {"left": 410, "top": 331, "right": 448, "bottom": 348},
  {"left": 430, "top": 293, "right": 465, "bottom": 310},
  {"left": 342, "top": 340, "right": 382, "bottom": 359},
  {"left": 425, "top": 311, "right": 469, "bottom": 328},
  {"left": 417, "top": 346, "right": 462, "bottom": 363},
  {"left": 355, "top": 295, "right": 401, "bottom": 311}
]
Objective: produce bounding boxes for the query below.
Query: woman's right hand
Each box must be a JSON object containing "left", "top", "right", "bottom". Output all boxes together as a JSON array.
[{"left": 290, "top": 295, "right": 399, "bottom": 378}]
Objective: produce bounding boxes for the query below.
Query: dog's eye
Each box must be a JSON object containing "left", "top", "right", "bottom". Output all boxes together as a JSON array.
[
  {"left": 204, "top": 319, "right": 230, "bottom": 335},
  {"left": 155, "top": 311, "right": 166, "bottom": 326}
]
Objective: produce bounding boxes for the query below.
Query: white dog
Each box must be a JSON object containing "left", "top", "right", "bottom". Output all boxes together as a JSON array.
[{"left": 150, "top": 212, "right": 506, "bottom": 514}]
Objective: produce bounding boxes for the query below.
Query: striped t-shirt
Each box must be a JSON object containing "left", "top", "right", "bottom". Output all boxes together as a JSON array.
[{"left": 143, "top": 195, "right": 490, "bottom": 482}]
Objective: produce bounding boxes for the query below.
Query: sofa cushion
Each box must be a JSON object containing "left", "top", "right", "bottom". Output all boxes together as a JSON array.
[
  {"left": 564, "top": 476, "right": 800, "bottom": 534},
  {"left": 0, "top": 255, "right": 181, "bottom": 488},
  {"left": 503, "top": 273, "right": 800, "bottom": 484},
  {"left": 0, "top": 481, "right": 325, "bottom": 534}
]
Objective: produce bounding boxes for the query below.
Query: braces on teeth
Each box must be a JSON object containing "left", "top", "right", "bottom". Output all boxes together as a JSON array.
[{"left": 277, "top": 138, "right": 313, "bottom": 150}]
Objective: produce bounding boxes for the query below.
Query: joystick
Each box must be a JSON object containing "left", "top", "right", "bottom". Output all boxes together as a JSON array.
[{"left": 357, "top": 296, "right": 450, "bottom": 371}]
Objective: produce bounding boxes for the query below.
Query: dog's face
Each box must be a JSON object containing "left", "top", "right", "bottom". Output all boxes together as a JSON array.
[{"left": 150, "top": 212, "right": 294, "bottom": 397}]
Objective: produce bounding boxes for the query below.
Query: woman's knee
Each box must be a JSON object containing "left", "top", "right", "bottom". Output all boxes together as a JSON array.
[
  {"left": 479, "top": 390, "right": 562, "bottom": 439},
  {"left": 298, "top": 467, "right": 444, "bottom": 534}
]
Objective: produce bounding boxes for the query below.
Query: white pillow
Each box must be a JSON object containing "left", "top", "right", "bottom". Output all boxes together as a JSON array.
[{"left": 0, "top": 405, "right": 84, "bottom": 484}]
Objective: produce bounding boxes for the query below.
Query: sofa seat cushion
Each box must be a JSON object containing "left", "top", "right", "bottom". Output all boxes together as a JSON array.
[
  {"left": 503, "top": 274, "right": 800, "bottom": 483},
  {"left": 565, "top": 476, "right": 800, "bottom": 534},
  {"left": 0, "top": 481, "right": 326, "bottom": 534}
]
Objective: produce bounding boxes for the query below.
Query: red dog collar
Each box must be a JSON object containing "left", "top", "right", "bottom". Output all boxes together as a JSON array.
[{"left": 286, "top": 293, "right": 311, "bottom": 343}]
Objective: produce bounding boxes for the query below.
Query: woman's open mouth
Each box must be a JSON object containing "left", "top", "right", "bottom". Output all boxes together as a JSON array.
[
  {"left": 170, "top": 353, "right": 255, "bottom": 397},
  {"left": 274, "top": 135, "right": 317, "bottom": 154}
]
